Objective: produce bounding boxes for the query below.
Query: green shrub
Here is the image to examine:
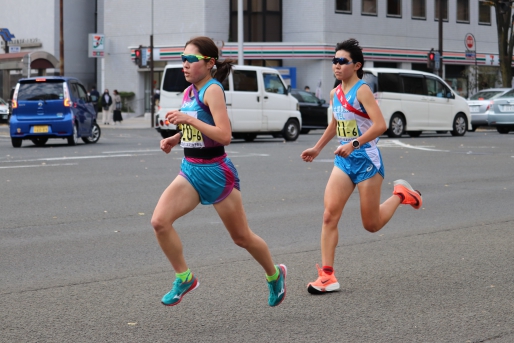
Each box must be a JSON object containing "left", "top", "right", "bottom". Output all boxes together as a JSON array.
[{"left": 119, "top": 91, "right": 135, "bottom": 112}]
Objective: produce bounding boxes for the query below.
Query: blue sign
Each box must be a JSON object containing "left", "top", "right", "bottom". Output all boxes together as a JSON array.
[{"left": 0, "top": 28, "right": 15, "bottom": 42}]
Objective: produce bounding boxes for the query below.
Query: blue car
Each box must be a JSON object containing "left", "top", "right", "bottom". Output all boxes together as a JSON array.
[{"left": 10, "top": 77, "right": 101, "bottom": 147}]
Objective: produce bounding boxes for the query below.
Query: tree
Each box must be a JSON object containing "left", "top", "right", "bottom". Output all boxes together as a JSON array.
[{"left": 487, "top": 0, "right": 514, "bottom": 86}]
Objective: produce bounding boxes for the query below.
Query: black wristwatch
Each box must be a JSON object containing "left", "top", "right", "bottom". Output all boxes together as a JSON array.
[{"left": 351, "top": 139, "right": 360, "bottom": 149}]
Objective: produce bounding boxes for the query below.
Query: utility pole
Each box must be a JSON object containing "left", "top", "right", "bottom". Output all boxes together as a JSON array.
[
  {"left": 150, "top": 0, "right": 154, "bottom": 128},
  {"left": 60, "top": 0, "right": 64, "bottom": 76},
  {"left": 238, "top": 0, "right": 244, "bottom": 65},
  {"left": 438, "top": 0, "right": 443, "bottom": 77}
]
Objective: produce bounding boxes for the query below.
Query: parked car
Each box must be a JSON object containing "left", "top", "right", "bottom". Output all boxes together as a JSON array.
[
  {"left": 487, "top": 89, "right": 514, "bottom": 134},
  {"left": 467, "top": 88, "right": 511, "bottom": 131},
  {"left": 155, "top": 64, "right": 301, "bottom": 142},
  {"left": 290, "top": 89, "right": 329, "bottom": 133},
  {"left": 0, "top": 97, "right": 9, "bottom": 123},
  {"left": 362, "top": 68, "right": 471, "bottom": 138},
  {"left": 9, "top": 77, "right": 101, "bottom": 147}
]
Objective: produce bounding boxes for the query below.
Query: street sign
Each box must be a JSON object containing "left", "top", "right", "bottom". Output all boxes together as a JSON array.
[
  {"left": 9, "top": 45, "right": 20, "bottom": 53},
  {"left": 434, "top": 52, "right": 441, "bottom": 70},
  {"left": 465, "top": 51, "right": 476, "bottom": 60},
  {"left": 465, "top": 33, "right": 475, "bottom": 51},
  {"left": 141, "top": 48, "right": 148, "bottom": 67}
]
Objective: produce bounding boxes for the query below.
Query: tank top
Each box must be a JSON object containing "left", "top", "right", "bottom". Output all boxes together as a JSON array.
[
  {"left": 179, "top": 79, "right": 224, "bottom": 149},
  {"left": 332, "top": 79, "right": 377, "bottom": 149}
]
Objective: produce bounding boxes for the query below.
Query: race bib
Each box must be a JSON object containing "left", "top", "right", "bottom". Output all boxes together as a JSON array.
[
  {"left": 180, "top": 111, "right": 205, "bottom": 148},
  {"left": 337, "top": 119, "right": 359, "bottom": 139}
]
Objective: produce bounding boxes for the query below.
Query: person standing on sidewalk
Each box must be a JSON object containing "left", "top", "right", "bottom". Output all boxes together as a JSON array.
[
  {"left": 301, "top": 38, "right": 422, "bottom": 294},
  {"left": 151, "top": 36, "right": 287, "bottom": 307},
  {"left": 112, "top": 90, "right": 122, "bottom": 124},
  {"left": 101, "top": 89, "right": 113, "bottom": 125}
]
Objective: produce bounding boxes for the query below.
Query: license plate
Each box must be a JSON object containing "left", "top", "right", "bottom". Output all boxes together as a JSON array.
[
  {"left": 500, "top": 105, "right": 514, "bottom": 112},
  {"left": 469, "top": 106, "right": 480, "bottom": 113},
  {"left": 33, "top": 125, "right": 49, "bottom": 133}
]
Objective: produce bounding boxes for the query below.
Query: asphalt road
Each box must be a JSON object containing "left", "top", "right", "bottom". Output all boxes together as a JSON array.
[{"left": 0, "top": 124, "right": 513, "bottom": 343}]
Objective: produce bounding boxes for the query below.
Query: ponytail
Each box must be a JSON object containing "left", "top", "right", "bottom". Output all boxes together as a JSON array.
[{"left": 213, "top": 59, "right": 235, "bottom": 83}]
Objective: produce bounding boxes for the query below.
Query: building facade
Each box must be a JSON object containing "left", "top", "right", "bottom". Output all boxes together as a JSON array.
[{"left": 1, "top": 0, "right": 500, "bottom": 115}]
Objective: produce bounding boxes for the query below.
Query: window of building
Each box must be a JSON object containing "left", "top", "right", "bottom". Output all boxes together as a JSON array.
[
  {"left": 229, "top": 0, "right": 282, "bottom": 43},
  {"left": 336, "top": 0, "right": 351, "bottom": 13},
  {"left": 362, "top": 0, "right": 377, "bottom": 15},
  {"left": 387, "top": 0, "right": 402, "bottom": 17},
  {"left": 412, "top": 0, "right": 426, "bottom": 19},
  {"left": 457, "top": 0, "right": 469, "bottom": 23},
  {"left": 434, "top": 0, "right": 448, "bottom": 21},
  {"left": 233, "top": 70, "right": 259, "bottom": 92},
  {"left": 479, "top": 0, "right": 491, "bottom": 25}
]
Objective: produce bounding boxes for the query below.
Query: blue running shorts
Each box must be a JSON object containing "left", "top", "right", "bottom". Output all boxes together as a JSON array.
[
  {"left": 334, "top": 149, "right": 385, "bottom": 184},
  {"left": 179, "top": 156, "right": 241, "bottom": 205}
]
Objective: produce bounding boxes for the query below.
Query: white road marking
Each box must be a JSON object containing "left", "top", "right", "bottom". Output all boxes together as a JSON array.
[
  {"left": 0, "top": 153, "right": 156, "bottom": 164},
  {"left": 103, "top": 149, "right": 162, "bottom": 154},
  {"left": 0, "top": 163, "right": 78, "bottom": 169},
  {"left": 379, "top": 139, "right": 449, "bottom": 152}
]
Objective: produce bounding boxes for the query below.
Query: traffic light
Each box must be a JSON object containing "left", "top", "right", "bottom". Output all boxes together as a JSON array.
[
  {"left": 134, "top": 47, "right": 142, "bottom": 67},
  {"left": 427, "top": 50, "right": 435, "bottom": 70}
]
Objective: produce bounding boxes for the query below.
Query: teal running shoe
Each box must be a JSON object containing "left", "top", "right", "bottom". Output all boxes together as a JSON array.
[
  {"left": 161, "top": 274, "right": 199, "bottom": 306},
  {"left": 267, "top": 264, "right": 287, "bottom": 307}
]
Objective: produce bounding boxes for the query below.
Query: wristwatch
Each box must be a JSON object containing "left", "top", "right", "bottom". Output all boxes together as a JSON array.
[{"left": 351, "top": 139, "right": 360, "bottom": 149}]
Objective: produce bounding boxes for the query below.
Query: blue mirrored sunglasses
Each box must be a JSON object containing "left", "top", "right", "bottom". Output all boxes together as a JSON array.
[
  {"left": 181, "top": 54, "right": 213, "bottom": 63},
  {"left": 332, "top": 57, "right": 354, "bottom": 65}
]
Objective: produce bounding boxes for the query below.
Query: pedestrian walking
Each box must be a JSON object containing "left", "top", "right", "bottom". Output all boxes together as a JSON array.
[
  {"left": 112, "top": 90, "right": 122, "bottom": 124},
  {"left": 300, "top": 38, "right": 422, "bottom": 294},
  {"left": 101, "top": 89, "right": 113, "bottom": 125},
  {"left": 151, "top": 36, "right": 286, "bottom": 307}
]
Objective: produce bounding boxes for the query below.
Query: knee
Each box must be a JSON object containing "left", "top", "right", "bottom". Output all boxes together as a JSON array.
[
  {"left": 322, "top": 209, "right": 341, "bottom": 228},
  {"left": 151, "top": 215, "right": 171, "bottom": 235},
  {"left": 362, "top": 219, "right": 380, "bottom": 233},
  {"left": 231, "top": 232, "right": 251, "bottom": 249}
]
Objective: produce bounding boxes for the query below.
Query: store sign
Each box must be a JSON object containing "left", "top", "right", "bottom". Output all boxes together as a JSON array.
[
  {"left": 0, "top": 37, "right": 41, "bottom": 48},
  {"left": 88, "top": 33, "right": 105, "bottom": 58},
  {"left": 485, "top": 54, "right": 499, "bottom": 66}
]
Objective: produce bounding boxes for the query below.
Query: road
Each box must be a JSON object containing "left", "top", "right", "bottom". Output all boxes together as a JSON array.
[{"left": 1, "top": 124, "right": 513, "bottom": 343}]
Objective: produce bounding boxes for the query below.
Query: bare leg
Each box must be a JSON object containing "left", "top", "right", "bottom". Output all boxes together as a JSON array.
[
  {"left": 357, "top": 173, "right": 401, "bottom": 233},
  {"left": 213, "top": 189, "right": 276, "bottom": 276},
  {"left": 321, "top": 167, "right": 355, "bottom": 267},
  {"left": 151, "top": 176, "right": 200, "bottom": 273}
]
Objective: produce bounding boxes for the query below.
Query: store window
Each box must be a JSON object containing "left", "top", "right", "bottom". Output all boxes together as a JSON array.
[
  {"left": 387, "top": 0, "right": 401, "bottom": 17},
  {"left": 412, "top": 0, "right": 426, "bottom": 19},
  {"left": 336, "top": 0, "right": 351, "bottom": 13},
  {"left": 434, "top": 0, "right": 448, "bottom": 21},
  {"left": 362, "top": 0, "right": 377, "bottom": 15},
  {"left": 229, "top": 0, "right": 282, "bottom": 42},
  {"left": 457, "top": 0, "right": 469, "bottom": 23},
  {"left": 479, "top": 0, "right": 491, "bottom": 25}
]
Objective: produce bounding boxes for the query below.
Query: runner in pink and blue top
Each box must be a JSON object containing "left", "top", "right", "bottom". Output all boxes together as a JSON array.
[{"left": 151, "top": 36, "right": 286, "bottom": 308}]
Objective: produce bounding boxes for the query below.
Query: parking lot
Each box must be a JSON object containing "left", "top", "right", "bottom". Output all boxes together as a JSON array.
[{"left": 1, "top": 123, "right": 513, "bottom": 342}]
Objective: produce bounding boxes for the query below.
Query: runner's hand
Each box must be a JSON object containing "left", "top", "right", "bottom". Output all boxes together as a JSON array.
[
  {"left": 160, "top": 135, "right": 180, "bottom": 154},
  {"left": 334, "top": 144, "right": 353, "bottom": 158},
  {"left": 301, "top": 147, "right": 320, "bottom": 162},
  {"left": 165, "top": 110, "right": 190, "bottom": 126}
]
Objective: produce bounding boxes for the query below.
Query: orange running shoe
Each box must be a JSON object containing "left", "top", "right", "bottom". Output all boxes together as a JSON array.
[
  {"left": 393, "top": 179, "right": 422, "bottom": 209},
  {"left": 307, "top": 264, "right": 340, "bottom": 294}
]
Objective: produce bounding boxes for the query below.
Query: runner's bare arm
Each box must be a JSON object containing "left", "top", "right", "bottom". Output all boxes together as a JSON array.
[{"left": 355, "top": 86, "right": 386, "bottom": 144}]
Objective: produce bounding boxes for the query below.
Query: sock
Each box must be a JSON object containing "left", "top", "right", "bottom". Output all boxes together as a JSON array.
[
  {"left": 322, "top": 266, "right": 334, "bottom": 275},
  {"left": 266, "top": 265, "right": 280, "bottom": 282},
  {"left": 395, "top": 193, "right": 405, "bottom": 202},
  {"left": 176, "top": 269, "right": 192, "bottom": 283}
]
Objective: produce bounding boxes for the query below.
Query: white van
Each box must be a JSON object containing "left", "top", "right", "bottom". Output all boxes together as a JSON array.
[
  {"left": 358, "top": 68, "right": 471, "bottom": 138},
  {"left": 155, "top": 64, "right": 301, "bottom": 141}
]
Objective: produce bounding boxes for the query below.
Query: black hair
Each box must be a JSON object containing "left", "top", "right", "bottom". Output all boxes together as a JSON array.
[
  {"left": 335, "top": 38, "right": 364, "bottom": 79},
  {"left": 185, "top": 36, "right": 235, "bottom": 83}
]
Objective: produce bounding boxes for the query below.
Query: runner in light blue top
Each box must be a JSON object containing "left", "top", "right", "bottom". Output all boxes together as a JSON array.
[{"left": 301, "top": 38, "right": 422, "bottom": 295}]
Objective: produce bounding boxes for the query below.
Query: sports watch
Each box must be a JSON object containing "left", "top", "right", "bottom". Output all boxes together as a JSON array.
[{"left": 351, "top": 139, "right": 360, "bottom": 149}]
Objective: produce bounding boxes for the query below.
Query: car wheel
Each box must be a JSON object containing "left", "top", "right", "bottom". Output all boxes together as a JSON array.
[
  {"left": 31, "top": 138, "right": 48, "bottom": 146},
  {"left": 67, "top": 124, "right": 79, "bottom": 146},
  {"left": 436, "top": 131, "right": 448, "bottom": 134},
  {"left": 243, "top": 133, "right": 257, "bottom": 142},
  {"left": 82, "top": 123, "right": 101, "bottom": 144},
  {"left": 497, "top": 126, "right": 510, "bottom": 134},
  {"left": 300, "top": 129, "right": 311, "bottom": 134},
  {"left": 387, "top": 113, "right": 405, "bottom": 138},
  {"left": 11, "top": 138, "right": 22, "bottom": 148},
  {"left": 282, "top": 119, "right": 300, "bottom": 141},
  {"left": 451, "top": 114, "right": 467, "bottom": 136},
  {"left": 407, "top": 131, "right": 422, "bottom": 137}
]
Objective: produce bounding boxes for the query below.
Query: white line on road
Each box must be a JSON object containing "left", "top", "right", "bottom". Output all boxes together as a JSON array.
[
  {"left": 0, "top": 163, "right": 78, "bottom": 169},
  {"left": 102, "top": 149, "right": 162, "bottom": 154},
  {"left": 379, "top": 139, "right": 449, "bottom": 152},
  {"left": 0, "top": 153, "right": 157, "bottom": 164}
]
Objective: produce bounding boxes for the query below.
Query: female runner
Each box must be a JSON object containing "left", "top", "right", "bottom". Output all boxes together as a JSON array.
[
  {"left": 301, "top": 38, "right": 422, "bottom": 294},
  {"left": 151, "top": 37, "right": 286, "bottom": 306}
]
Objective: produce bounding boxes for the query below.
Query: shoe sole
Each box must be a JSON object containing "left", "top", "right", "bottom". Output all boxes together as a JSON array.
[
  {"left": 307, "top": 282, "right": 341, "bottom": 295},
  {"left": 161, "top": 279, "right": 200, "bottom": 307},
  {"left": 270, "top": 264, "right": 287, "bottom": 307},
  {"left": 393, "top": 179, "right": 422, "bottom": 209}
]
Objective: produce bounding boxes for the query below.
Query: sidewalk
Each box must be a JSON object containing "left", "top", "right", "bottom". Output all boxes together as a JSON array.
[{"left": 99, "top": 113, "right": 153, "bottom": 129}]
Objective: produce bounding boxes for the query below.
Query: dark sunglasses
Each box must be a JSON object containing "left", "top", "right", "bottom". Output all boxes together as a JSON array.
[
  {"left": 181, "top": 54, "right": 213, "bottom": 63},
  {"left": 332, "top": 57, "right": 354, "bottom": 65}
]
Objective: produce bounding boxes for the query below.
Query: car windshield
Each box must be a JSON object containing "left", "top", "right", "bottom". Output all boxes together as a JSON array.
[
  {"left": 470, "top": 90, "right": 507, "bottom": 100},
  {"left": 498, "top": 89, "right": 514, "bottom": 98},
  {"left": 17, "top": 80, "right": 64, "bottom": 101},
  {"left": 0, "top": 98, "right": 7, "bottom": 105}
]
